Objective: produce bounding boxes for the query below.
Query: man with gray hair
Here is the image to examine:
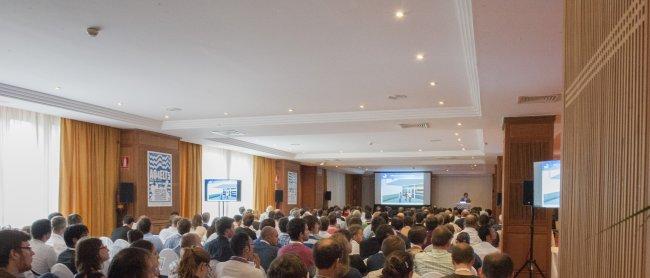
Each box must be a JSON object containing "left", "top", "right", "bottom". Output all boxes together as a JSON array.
[
  {"left": 253, "top": 226, "right": 280, "bottom": 271},
  {"left": 46, "top": 216, "right": 67, "bottom": 255}
]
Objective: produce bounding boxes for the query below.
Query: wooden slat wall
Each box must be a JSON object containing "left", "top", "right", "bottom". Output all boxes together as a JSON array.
[{"left": 563, "top": 0, "right": 649, "bottom": 277}]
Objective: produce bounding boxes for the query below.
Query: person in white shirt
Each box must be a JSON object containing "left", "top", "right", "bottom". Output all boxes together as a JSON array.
[
  {"left": 159, "top": 216, "right": 180, "bottom": 243},
  {"left": 213, "top": 232, "right": 265, "bottom": 278},
  {"left": 349, "top": 225, "right": 363, "bottom": 255},
  {"left": 46, "top": 216, "right": 67, "bottom": 255},
  {"left": 29, "top": 219, "right": 57, "bottom": 275}
]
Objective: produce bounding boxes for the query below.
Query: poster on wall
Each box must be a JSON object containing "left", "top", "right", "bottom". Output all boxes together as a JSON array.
[
  {"left": 147, "top": 151, "right": 173, "bottom": 207},
  {"left": 287, "top": 171, "right": 298, "bottom": 205}
]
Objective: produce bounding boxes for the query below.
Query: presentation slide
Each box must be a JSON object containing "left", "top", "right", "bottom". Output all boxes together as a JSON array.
[
  {"left": 204, "top": 179, "right": 241, "bottom": 202},
  {"left": 374, "top": 172, "right": 431, "bottom": 205},
  {"left": 533, "top": 160, "right": 561, "bottom": 208}
]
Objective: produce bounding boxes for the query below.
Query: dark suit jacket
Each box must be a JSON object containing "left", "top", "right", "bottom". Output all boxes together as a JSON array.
[
  {"left": 253, "top": 240, "right": 279, "bottom": 271},
  {"left": 205, "top": 235, "right": 233, "bottom": 262},
  {"left": 235, "top": 227, "right": 257, "bottom": 240},
  {"left": 349, "top": 254, "right": 367, "bottom": 275},
  {"left": 57, "top": 249, "right": 77, "bottom": 274},
  {"left": 110, "top": 225, "right": 131, "bottom": 241},
  {"left": 366, "top": 252, "right": 385, "bottom": 272},
  {"left": 359, "top": 237, "right": 380, "bottom": 259}
]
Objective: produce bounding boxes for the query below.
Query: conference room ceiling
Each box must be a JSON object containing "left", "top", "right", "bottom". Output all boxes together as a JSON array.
[{"left": 0, "top": 0, "right": 563, "bottom": 175}]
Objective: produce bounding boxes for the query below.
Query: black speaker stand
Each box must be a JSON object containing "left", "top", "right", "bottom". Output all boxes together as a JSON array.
[{"left": 514, "top": 205, "right": 546, "bottom": 278}]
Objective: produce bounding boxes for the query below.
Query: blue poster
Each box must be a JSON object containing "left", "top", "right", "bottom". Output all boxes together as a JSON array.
[{"left": 147, "top": 151, "right": 172, "bottom": 207}]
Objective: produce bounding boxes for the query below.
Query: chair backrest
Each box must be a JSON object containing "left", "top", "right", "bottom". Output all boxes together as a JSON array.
[
  {"left": 110, "top": 238, "right": 130, "bottom": 258},
  {"left": 99, "top": 236, "right": 113, "bottom": 249},
  {"left": 51, "top": 263, "right": 74, "bottom": 278},
  {"left": 159, "top": 248, "right": 179, "bottom": 276}
]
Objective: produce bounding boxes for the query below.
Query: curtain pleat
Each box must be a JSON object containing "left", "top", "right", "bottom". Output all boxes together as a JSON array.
[
  {"left": 59, "top": 119, "right": 119, "bottom": 236},
  {"left": 179, "top": 141, "right": 202, "bottom": 217},
  {"left": 253, "top": 156, "right": 276, "bottom": 212}
]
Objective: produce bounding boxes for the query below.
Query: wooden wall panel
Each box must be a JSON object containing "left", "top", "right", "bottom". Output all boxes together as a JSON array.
[
  {"left": 502, "top": 116, "right": 554, "bottom": 278},
  {"left": 346, "top": 174, "right": 363, "bottom": 207},
  {"left": 563, "top": 0, "right": 649, "bottom": 276},
  {"left": 300, "top": 166, "right": 326, "bottom": 210},
  {"left": 275, "top": 160, "right": 302, "bottom": 213}
]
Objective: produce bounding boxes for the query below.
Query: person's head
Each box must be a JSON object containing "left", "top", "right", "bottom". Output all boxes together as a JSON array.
[
  {"left": 127, "top": 229, "right": 144, "bottom": 243},
  {"left": 48, "top": 212, "right": 63, "bottom": 221},
  {"left": 30, "top": 219, "right": 52, "bottom": 241},
  {"left": 278, "top": 217, "right": 289, "bottom": 233},
  {"left": 261, "top": 226, "right": 279, "bottom": 246},
  {"left": 287, "top": 218, "right": 308, "bottom": 242},
  {"left": 177, "top": 246, "right": 210, "bottom": 278},
  {"left": 51, "top": 216, "right": 67, "bottom": 235},
  {"left": 177, "top": 218, "right": 192, "bottom": 235},
  {"left": 267, "top": 253, "right": 308, "bottom": 278},
  {"left": 201, "top": 212, "right": 210, "bottom": 224},
  {"left": 233, "top": 214, "right": 243, "bottom": 224},
  {"left": 169, "top": 216, "right": 181, "bottom": 228},
  {"left": 180, "top": 233, "right": 202, "bottom": 250},
  {"left": 216, "top": 217, "right": 235, "bottom": 238},
  {"left": 456, "top": 232, "right": 471, "bottom": 244},
  {"left": 390, "top": 217, "right": 404, "bottom": 231},
  {"left": 374, "top": 224, "right": 395, "bottom": 244},
  {"left": 319, "top": 217, "right": 329, "bottom": 232},
  {"left": 170, "top": 211, "right": 180, "bottom": 217},
  {"left": 107, "top": 247, "right": 159, "bottom": 278},
  {"left": 464, "top": 214, "right": 478, "bottom": 229},
  {"left": 371, "top": 216, "right": 386, "bottom": 232},
  {"left": 407, "top": 226, "right": 427, "bottom": 246},
  {"left": 348, "top": 225, "right": 364, "bottom": 243},
  {"left": 313, "top": 238, "right": 342, "bottom": 273},
  {"left": 431, "top": 226, "right": 453, "bottom": 249},
  {"left": 242, "top": 213, "right": 254, "bottom": 227},
  {"left": 191, "top": 214, "right": 203, "bottom": 228},
  {"left": 130, "top": 239, "right": 155, "bottom": 254},
  {"left": 450, "top": 243, "right": 474, "bottom": 267},
  {"left": 461, "top": 210, "right": 470, "bottom": 218},
  {"left": 329, "top": 233, "right": 352, "bottom": 263},
  {"left": 328, "top": 213, "right": 337, "bottom": 226},
  {"left": 403, "top": 216, "right": 414, "bottom": 227},
  {"left": 75, "top": 237, "right": 109, "bottom": 273},
  {"left": 0, "top": 230, "right": 34, "bottom": 273},
  {"left": 425, "top": 214, "right": 440, "bottom": 231},
  {"left": 415, "top": 212, "right": 426, "bottom": 224},
  {"left": 230, "top": 232, "right": 251, "bottom": 257},
  {"left": 381, "top": 250, "right": 413, "bottom": 278},
  {"left": 381, "top": 235, "right": 406, "bottom": 258},
  {"left": 136, "top": 217, "right": 152, "bottom": 234},
  {"left": 67, "top": 213, "right": 83, "bottom": 225},
  {"left": 479, "top": 214, "right": 490, "bottom": 226},
  {"left": 123, "top": 215, "right": 135, "bottom": 226},
  {"left": 463, "top": 192, "right": 468, "bottom": 197},
  {"left": 260, "top": 218, "right": 276, "bottom": 230},
  {"left": 303, "top": 215, "right": 319, "bottom": 234},
  {"left": 64, "top": 224, "right": 89, "bottom": 248},
  {"left": 482, "top": 253, "right": 514, "bottom": 278},
  {"left": 346, "top": 217, "right": 363, "bottom": 227},
  {"left": 238, "top": 206, "right": 246, "bottom": 215}
]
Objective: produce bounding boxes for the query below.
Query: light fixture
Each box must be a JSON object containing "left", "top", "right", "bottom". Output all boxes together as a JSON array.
[
  {"left": 359, "top": 104, "right": 365, "bottom": 109},
  {"left": 454, "top": 132, "right": 459, "bottom": 136},
  {"left": 445, "top": 169, "right": 449, "bottom": 172},
  {"left": 438, "top": 101, "right": 445, "bottom": 105},
  {"left": 462, "top": 147, "right": 467, "bottom": 151},
  {"left": 418, "top": 149, "right": 423, "bottom": 152},
  {"left": 380, "top": 150, "right": 384, "bottom": 153},
  {"left": 415, "top": 53, "right": 425, "bottom": 61},
  {"left": 365, "top": 168, "right": 369, "bottom": 171},
  {"left": 164, "top": 115, "right": 170, "bottom": 119},
  {"left": 117, "top": 102, "right": 123, "bottom": 106},
  {"left": 223, "top": 112, "right": 229, "bottom": 116},
  {"left": 54, "top": 86, "right": 61, "bottom": 91},
  {"left": 473, "top": 164, "right": 477, "bottom": 167},
  {"left": 288, "top": 108, "right": 294, "bottom": 112},
  {"left": 457, "top": 138, "right": 461, "bottom": 142},
  {"left": 335, "top": 165, "right": 339, "bottom": 168},
  {"left": 319, "top": 162, "right": 325, "bottom": 166},
  {"left": 395, "top": 10, "right": 405, "bottom": 19},
  {"left": 429, "top": 81, "right": 436, "bottom": 87},
  {"left": 457, "top": 122, "right": 462, "bottom": 126}
]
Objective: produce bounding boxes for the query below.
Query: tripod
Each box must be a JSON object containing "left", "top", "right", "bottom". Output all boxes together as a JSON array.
[{"left": 514, "top": 205, "right": 546, "bottom": 278}]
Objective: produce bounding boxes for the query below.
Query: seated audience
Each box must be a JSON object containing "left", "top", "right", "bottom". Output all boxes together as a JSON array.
[
  {"left": 130, "top": 239, "right": 155, "bottom": 254},
  {"left": 278, "top": 217, "right": 291, "bottom": 247},
  {"left": 363, "top": 214, "right": 384, "bottom": 240},
  {"left": 327, "top": 213, "right": 339, "bottom": 234},
  {"left": 366, "top": 250, "right": 414, "bottom": 278},
  {"left": 48, "top": 212, "right": 63, "bottom": 221},
  {"left": 253, "top": 226, "right": 279, "bottom": 271},
  {"left": 313, "top": 238, "right": 343, "bottom": 278},
  {"left": 277, "top": 218, "right": 315, "bottom": 276},
  {"left": 176, "top": 246, "right": 211, "bottom": 278},
  {"left": 46, "top": 216, "right": 68, "bottom": 255},
  {"left": 57, "top": 224, "right": 89, "bottom": 274},
  {"left": 67, "top": 214, "right": 83, "bottom": 226},
  {"left": 423, "top": 214, "right": 440, "bottom": 249},
  {"left": 366, "top": 235, "right": 406, "bottom": 273},
  {"left": 201, "top": 212, "right": 211, "bottom": 230},
  {"left": 330, "top": 233, "right": 363, "bottom": 278},
  {"left": 190, "top": 214, "right": 207, "bottom": 240},
  {"left": 414, "top": 226, "right": 454, "bottom": 276},
  {"left": 401, "top": 216, "right": 413, "bottom": 237},
  {"left": 348, "top": 225, "right": 363, "bottom": 255},
  {"left": 455, "top": 232, "right": 482, "bottom": 270},
  {"left": 256, "top": 218, "right": 276, "bottom": 239},
  {"left": 74, "top": 237, "right": 109, "bottom": 278},
  {"left": 127, "top": 229, "right": 144, "bottom": 243},
  {"left": 204, "top": 217, "right": 235, "bottom": 262},
  {"left": 0, "top": 230, "right": 34, "bottom": 277},
  {"left": 30, "top": 219, "right": 57, "bottom": 275},
  {"left": 167, "top": 233, "right": 204, "bottom": 277},
  {"left": 455, "top": 210, "right": 469, "bottom": 230},
  {"left": 163, "top": 218, "right": 192, "bottom": 254},
  {"left": 407, "top": 225, "right": 427, "bottom": 255},
  {"left": 481, "top": 253, "right": 514, "bottom": 278},
  {"left": 137, "top": 217, "right": 163, "bottom": 253},
  {"left": 266, "top": 253, "right": 308, "bottom": 278},
  {"left": 443, "top": 243, "right": 477, "bottom": 278},
  {"left": 110, "top": 215, "right": 134, "bottom": 242},
  {"left": 107, "top": 247, "right": 159, "bottom": 278},
  {"left": 452, "top": 215, "right": 481, "bottom": 245},
  {"left": 390, "top": 217, "right": 411, "bottom": 249},
  {"left": 158, "top": 215, "right": 180, "bottom": 243},
  {"left": 360, "top": 224, "right": 393, "bottom": 259},
  {"left": 302, "top": 215, "right": 320, "bottom": 248},
  {"left": 205, "top": 217, "right": 220, "bottom": 243},
  {"left": 213, "top": 232, "right": 264, "bottom": 278},
  {"left": 233, "top": 215, "right": 243, "bottom": 229},
  {"left": 318, "top": 217, "right": 331, "bottom": 239},
  {"left": 235, "top": 213, "right": 257, "bottom": 240}
]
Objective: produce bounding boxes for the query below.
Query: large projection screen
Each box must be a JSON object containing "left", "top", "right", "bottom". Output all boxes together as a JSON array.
[{"left": 374, "top": 172, "right": 431, "bottom": 205}]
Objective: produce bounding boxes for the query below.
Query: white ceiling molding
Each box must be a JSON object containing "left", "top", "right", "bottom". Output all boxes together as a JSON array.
[
  {"left": 309, "top": 159, "right": 484, "bottom": 167},
  {"left": 295, "top": 150, "right": 484, "bottom": 160},
  {"left": 0, "top": 82, "right": 161, "bottom": 129},
  {"left": 162, "top": 106, "right": 480, "bottom": 130},
  {"left": 455, "top": 0, "right": 482, "bottom": 112},
  {"left": 206, "top": 137, "right": 295, "bottom": 158}
]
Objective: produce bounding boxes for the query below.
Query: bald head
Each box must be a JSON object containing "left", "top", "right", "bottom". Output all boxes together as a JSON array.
[{"left": 464, "top": 214, "right": 478, "bottom": 228}]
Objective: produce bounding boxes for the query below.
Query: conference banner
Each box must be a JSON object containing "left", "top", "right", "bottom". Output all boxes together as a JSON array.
[{"left": 147, "top": 151, "right": 173, "bottom": 207}]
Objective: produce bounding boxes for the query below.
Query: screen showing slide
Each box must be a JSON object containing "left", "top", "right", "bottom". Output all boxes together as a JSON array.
[
  {"left": 204, "top": 179, "right": 241, "bottom": 202},
  {"left": 374, "top": 172, "right": 431, "bottom": 205},
  {"left": 533, "top": 160, "right": 561, "bottom": 208}
]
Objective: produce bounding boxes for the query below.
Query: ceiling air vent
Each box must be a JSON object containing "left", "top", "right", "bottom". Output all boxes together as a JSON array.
[
  {"left": 517, "top": 94, "right": 562, "bottom": 104},
  {"left": 399, "top": 122, "right": 429, "bottom": 129},
  {"left": 388, "top": 94, "right": 408, "bottom": 100},
  {"left": 210, "top": 130, "right": 246, "bottom": 137}
]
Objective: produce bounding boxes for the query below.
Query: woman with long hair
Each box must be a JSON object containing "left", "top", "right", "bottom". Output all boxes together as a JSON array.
[
  {"left": 75, "top": 237, "right": 109, "bottom": 278},
  {"left": 380, "top": 250, "right": 414, "bottom": 278},
  {"left": 107, "top": 247, "right": 159, "bottom": 278},
  {"left": 190, "top": 214, "right": 207, "bottom": 240},
  {"left": 330, "top": 232, "right": 363, "bottom": 278},
  {"left": 175, "top": 246, "right": 211, "bottom": 278}
]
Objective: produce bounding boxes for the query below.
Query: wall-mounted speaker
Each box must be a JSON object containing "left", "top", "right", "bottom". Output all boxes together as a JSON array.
[
  {"left": 119, "top": 183, "right": 134, "bottom": 203},
  {"left": 324, "top": 191, "right": 332, "bottom": 201},
  {"left": 523, "top": 180, "right": 534, "bottom": 206},
  {"left": 275, "top": 190, "right": 283, "bottom": 203},
  {"left": 496, "top": 193, "right": 502, "bottom": 206}
]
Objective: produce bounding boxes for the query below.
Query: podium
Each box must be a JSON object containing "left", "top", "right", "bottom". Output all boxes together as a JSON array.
[{"left": 455, "top": 202, "right": 472, "bottom": 210}]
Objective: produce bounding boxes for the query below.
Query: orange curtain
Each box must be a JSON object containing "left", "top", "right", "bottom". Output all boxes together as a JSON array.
[
  {"left": 179, "top": 141, "right": 202, "bottom": 217},
  {"left": 253, "top": 156, "right": 276, "bottom": 212},
  {"left": 59, "top": 119, "right": 120, "bottom": 236}
]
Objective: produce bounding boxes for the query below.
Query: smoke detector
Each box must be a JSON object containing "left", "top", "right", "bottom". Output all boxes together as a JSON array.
[
  {"left": 399, "top": 122, "right": 429, "bottom": 129},
  {"left": 517, "top": 94, "right": 562, "bottom": 104}
]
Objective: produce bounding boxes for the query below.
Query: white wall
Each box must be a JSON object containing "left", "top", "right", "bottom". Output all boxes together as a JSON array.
[
  {"left": 326, "top": 170, "right": 346, "bottom": 208},
  {"left": 201, "top": 146, "right": 253, "bottom": 217},
  {"left": 432, "top": 175, "right": 493, "bottom": 209}
]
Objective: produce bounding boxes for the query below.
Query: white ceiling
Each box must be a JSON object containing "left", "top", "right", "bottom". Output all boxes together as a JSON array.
[{"left": 0, "top": 0, "right": 563, "bottom": 175}]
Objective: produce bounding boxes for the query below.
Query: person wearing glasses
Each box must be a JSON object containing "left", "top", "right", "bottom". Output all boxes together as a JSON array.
[
  {"left": 0, "top": 229, "right": 35, "bottom": 277},
  {"left": 74, "top": 237, "right": 109, "bottom": 278}
]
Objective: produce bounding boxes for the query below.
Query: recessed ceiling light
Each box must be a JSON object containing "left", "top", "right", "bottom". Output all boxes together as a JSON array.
[
  {"left": 359, "top": 104, "right": 365, "bottom": 109},
  {"left": 223, "top": 112, "right": 229, "bottom": 116},
  {"left": 454, "top": 132, "right": 459, "bottom": 136},
  {"left": 429, "top": 81, "right": 436, "bottom": 87},
  {"left": 415, "top": 53, "right": 425, "bottom": 61},
  {"left": 54, "top": 86, "right": 61, "bottom": 91},
  {"left": 117, "top": 102, "right": 123, "bottom": 106},
  {"left": 418, "top": 149, "right": 423, "bottom": 152},
  {"left": 462, "top": 147, "right": 467, "bottom": 151},
  {"left": 445, "top": 169, "right": 449, "bottom": 172},
  {"left": 473, "top": 164, "right": 477, "bottom": 167},
  {"left": 319, "top": 162, "right": 325, "bottom": 166},
  {"left": 457, "top": 138, "right": 461, "bottom": 142},
  {"left": 395, "top": 10, "right": 405, "bottom": 19},
  {"left": 438, "top": 101, "right": 445, "bottom": 105},
  {"left": 288, "top": 108, "right": 294, "bottom": 113},
  {"left": 457, "top": 122, "right": 462, "bottom": 126},
  {"left": 365, "top": 168, "right": 369, "bottom": 171},
  {"left": 164, "top": 115, "right": 170, "bottom": 119}
]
